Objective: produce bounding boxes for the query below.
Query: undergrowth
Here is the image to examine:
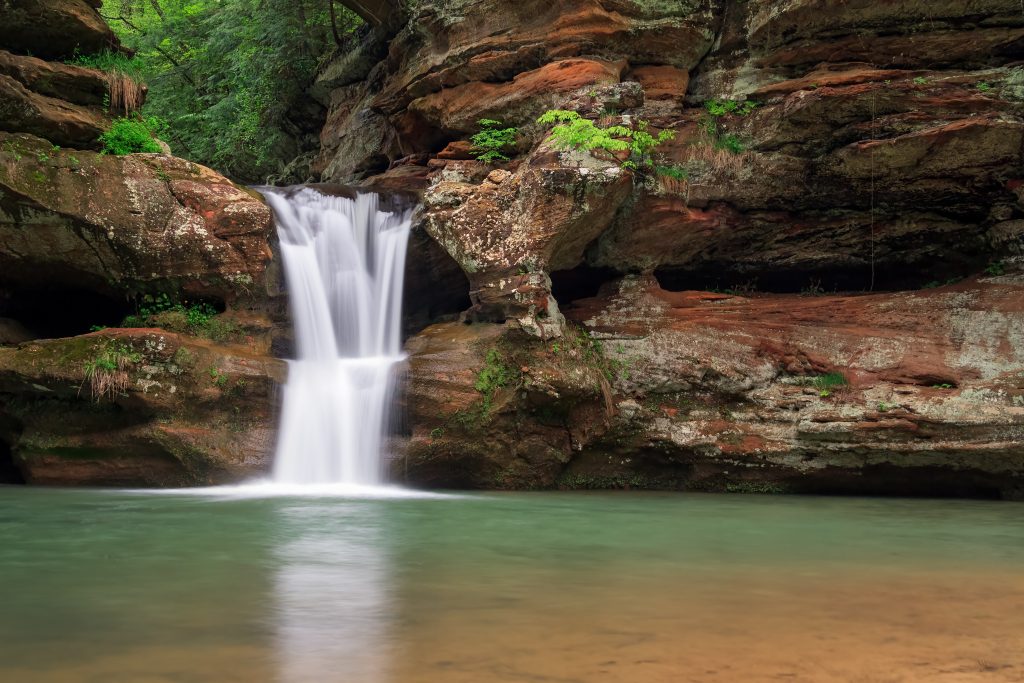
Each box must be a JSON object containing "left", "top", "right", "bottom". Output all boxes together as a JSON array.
[
  {"left": 99, "top": 116, "right": 166, "bottom": 155},
  {"left": 120, "top": 294, "right": 239, "bottom": 341}
]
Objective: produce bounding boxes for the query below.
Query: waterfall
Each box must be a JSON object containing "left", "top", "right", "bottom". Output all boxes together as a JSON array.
[{"left": 263, "top": 187, "right": 412, "bottom": 486}]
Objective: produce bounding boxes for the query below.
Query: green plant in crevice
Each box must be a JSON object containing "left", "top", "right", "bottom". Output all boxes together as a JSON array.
[
  {"left": 715, "top": 133, "right": 746, "bottom": 154},
  {"left": 985, "top": 261, "right": 1006, "bottom": 276},
  {"left": 209, "top": 365, "right": 228, "bottom": 388},
  {"left": 98, "top": 116, "right": 165, "bottom": 155},
  {"left": 470, "top": 119, "right": 519, "bottom": 162},
  {"left": 699, "top": 98, "right": 757, "bottom": 156},
  {"left": 977, "top": 81, "right": 993, "bottom": 92},
  {"left": 913, "top": 76, "right": 929, "bottom": 85},
  {"left": 82, "top": 342, "right": 141, "bottom": 402},
  {"left": 474, "top": 348, "right": 521, "bottom": 412},
  {"left": 536, "top": 109, "right": 674, "bottom": 171},
  {"left": 655, "top": 164, "right": 689, "bottom": 181},
  {"left": 704, "top": 99, "right": 758, "bottom": 118},
  {"left": 120, "top": 294, "right": 237, "bottom": 341},
  {"left": 812, "top": 372, "right": 848, "bottom": 398}
]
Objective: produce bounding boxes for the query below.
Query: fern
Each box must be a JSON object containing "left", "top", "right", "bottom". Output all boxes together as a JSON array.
[
  {"left": 536, "top": 110, "right": 674, "bottom": 171},
  {"left": 470, "top": 119, "right": 519, "bottom": 162}
]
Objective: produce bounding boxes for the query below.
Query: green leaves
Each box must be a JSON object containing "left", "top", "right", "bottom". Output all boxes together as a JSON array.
[
  {"left": 98, "top": 117, "right": 164, "bottom": 155},
  {"left": 704, "top": 99, "right": 758, "bottom": 117},
  {"left": 536, "top": 110, "right": 674, "bottom": 171},
  {"left": 105, "top": 0, "right": 364, "bottom": 182},
  {"left": 470, "top": 119, "right": 519, "bottom": 162}
]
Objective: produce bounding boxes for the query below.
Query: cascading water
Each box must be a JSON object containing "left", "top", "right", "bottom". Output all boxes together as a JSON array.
[{"left": 263, "top": 187, "right": 412, "bottom": 486}]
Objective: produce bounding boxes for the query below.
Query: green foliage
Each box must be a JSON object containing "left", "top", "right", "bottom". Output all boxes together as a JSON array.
[
  {"left": 813, "top": 372, "right": 848, "bottom": 397},
  {"left": 470, "top": 119, "right": 518, "bottom": 162},
  {"left": 121, "top": 294, "right": 236, "bottom": 340},
  {"left": 103, "top": 0, "right": 363, "bottom": 182},
  {"left": 699, "top": 101, "right": 754, "bottom": 156},
  {"left": 67, "top": 50, "right": 145, "bottom": 78},
  {"left": 932, "top": 383, "right": 954, "bottom": 390},
  {"left": 208, "top": 365, "right": 228, "bottom": 388},
  {"left": 704, "top": 99, "right": 758, "bottom": 117},
  {"left": 977, "top": 81, "right": 992, "bottom": 92},
  {"left": 985, "top": 261, "right": 1005, "bottom": 276},
  {"left": 715, "top": 133, "right": 746, "bottom": 154},
  {"left": 656, "top": 164, "right": 689, "bottom": 181},
  {"left": 536, "top": 110, "right": 674, "bottom": 170},
  {"left": 98, "top": 117, "right": 164, "bottom": 155},
  {"left": 474, "top": 349, "right": 521, "bottom": 412},
  {"left": 913, "top": 76, "right": 929, "bottom": 85},
  {"left": 82, "top": 342, "right": 141, "bottom": 401}
]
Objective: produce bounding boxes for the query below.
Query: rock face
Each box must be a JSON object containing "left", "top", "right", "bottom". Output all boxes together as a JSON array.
[
  {"left": 401, "top": 275, "right": 1024, "bottom": 499},
  {"left": 313, "top": 0, "right": 1024, "bottom": 497},
  {"left": 0, "top": 5, "right": 282, "bottom": 487},
  {"left": 0, "top": 50, "right": 118, "bottom": 148},
  {"left": 0, "top": 132, "right": 274, "bottom": 303},
  {"left": 3, "top": 0, "right": 1024, "bottom": 496},
  {"left": 0, "top": 0, "right": 121, "bottom": 61},
  {"left": 0, "top": 329, "right": 284, "bottom": 486}
]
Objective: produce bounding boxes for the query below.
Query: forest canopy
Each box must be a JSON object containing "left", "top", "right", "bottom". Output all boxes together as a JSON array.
[{"left": 92, "top": 0, "right": 363, "bottom": 182}]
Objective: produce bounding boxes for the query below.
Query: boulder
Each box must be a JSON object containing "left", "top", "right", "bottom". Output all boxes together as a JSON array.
[
  {"left": 0, "top": 73, "right": 111, "bottom": 149},
  {"left": 423, "top": 144, "right": 633, "bottom": 337},
  {"left": 0, "top": 0, "right": 122, "bottom": 61},
  {"left": 397, "top": 274, "right": 1024, "bottom": 498},
  {"left": 0, "top": 133, "right": 274, "bottom": 304},
  {"left": 0, "top": 329, "right": 285, "bottom": 486},
  {"left": 0, "top": 50, "right": 109, "bottom": 107}
]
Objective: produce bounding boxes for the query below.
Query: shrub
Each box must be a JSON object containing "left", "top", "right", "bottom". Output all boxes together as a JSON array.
[
  {"left": 470, "top": 119, "right": 519, "bottom": 162},
  {"left": 99, "top": 117, "right": 164, "bottom": 155}
]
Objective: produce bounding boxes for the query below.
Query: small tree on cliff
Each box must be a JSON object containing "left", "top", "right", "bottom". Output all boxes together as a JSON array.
[{"left": 470, "top": 119, "right": 519, "bottom": 162}]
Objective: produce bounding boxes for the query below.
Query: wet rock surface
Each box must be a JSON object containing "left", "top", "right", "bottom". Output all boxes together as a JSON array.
[
  {"left": 0, "top": 133, "right": 274, "bottom": 303},
  {"left": 3, "top": 0, "right": 1024, "bottom": 494},
  {"left": 0, "top": 329, "right": 284, "bottom": 487},
  {"left": 327, "top": 1, "right": 1024, "bottom": 497}
]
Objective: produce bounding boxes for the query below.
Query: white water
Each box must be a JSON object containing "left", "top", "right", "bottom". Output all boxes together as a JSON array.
[{"left": 263, "top": 187, "right": 413, "bottom": 486}]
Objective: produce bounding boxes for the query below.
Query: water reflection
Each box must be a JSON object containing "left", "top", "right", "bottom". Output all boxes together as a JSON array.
[{"left": 273, "top": 502, "right": 392, "bottom": 683}]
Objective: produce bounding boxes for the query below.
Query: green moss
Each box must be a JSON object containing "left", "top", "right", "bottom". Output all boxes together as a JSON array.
[
  {"left": 474, "top": 348, "right": 521, "bottom": 413},
  {"left": 556, "top": 472, "right": 683, "bottom": 490},
  {"left": 724, "top": 481, "right": 789, "bottom": 495}
]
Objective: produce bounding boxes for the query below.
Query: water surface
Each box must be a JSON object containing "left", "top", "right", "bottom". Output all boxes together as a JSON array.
[{"left": 1, "top": 488, "right": 1021, "bottom": 682}]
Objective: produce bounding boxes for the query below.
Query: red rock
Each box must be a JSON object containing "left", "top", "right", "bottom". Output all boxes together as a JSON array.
[{"left": 629, "top": 65, "right": 689, "bottom": 102}]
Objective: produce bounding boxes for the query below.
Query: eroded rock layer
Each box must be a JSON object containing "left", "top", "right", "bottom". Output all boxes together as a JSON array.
[
  {"left": 318, "top": 0, "right": 1024, "bottom": 497},
  {"left": 0, "top": 6, "right": 282, "bottom": 486}
]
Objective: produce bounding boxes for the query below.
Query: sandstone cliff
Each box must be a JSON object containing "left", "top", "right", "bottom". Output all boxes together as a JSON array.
[
  {"left": 0, "top": 1, "right": 281, "bottom": 485},
  {"left": 315, "top": 0, "right": 1024, "bottom": 497}
]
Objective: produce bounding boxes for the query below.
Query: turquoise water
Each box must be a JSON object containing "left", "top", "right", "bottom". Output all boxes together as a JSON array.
[{"left": 0, "top": 488, "right": 1022, "bottom": 682}]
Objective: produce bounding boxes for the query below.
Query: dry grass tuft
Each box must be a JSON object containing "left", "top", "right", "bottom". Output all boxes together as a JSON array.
[{"left": 106, "top": 72, "right": 146, "bottom": 114}]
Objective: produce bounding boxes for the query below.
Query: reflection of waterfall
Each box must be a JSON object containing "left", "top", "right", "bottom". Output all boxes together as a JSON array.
[
  {"left": 273, "top": 502, "right": 392, "bottom": 683},
  {"left": 262, "top": 188, "right": 412, "bottom": 486}
]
